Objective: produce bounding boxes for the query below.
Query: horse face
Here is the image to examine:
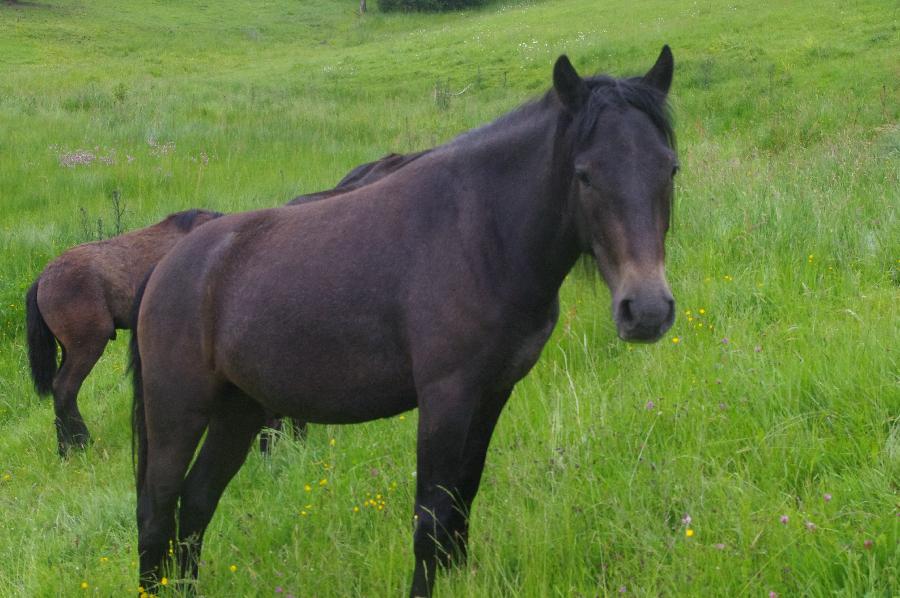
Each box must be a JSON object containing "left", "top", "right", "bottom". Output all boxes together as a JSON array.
[
  {"left": 555, "top": 48, "right": 676, "bottom": 342},
  {"left": 576, "top": 109, "right": 676, "bottom": 342}
]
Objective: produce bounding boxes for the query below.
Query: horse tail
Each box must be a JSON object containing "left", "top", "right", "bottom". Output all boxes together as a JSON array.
[
  {"left": 25, "top": 279, "right": 58, "bottom": 396},
  {"left": 130, "top": 268, "right": 153, "bottom": 492}
]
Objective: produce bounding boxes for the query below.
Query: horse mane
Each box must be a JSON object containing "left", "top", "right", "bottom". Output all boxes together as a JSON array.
[
  {"left": 448, "top": 71, "right": 675, "bottom": 155},
  {"left": 165, "top": 209, "right": 224, "bottom": 232}
]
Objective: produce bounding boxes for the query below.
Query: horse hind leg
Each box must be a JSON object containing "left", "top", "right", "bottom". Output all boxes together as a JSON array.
[
  {"left": 259, "top": 415, "right": 309, "bottom": 454},
  {"left": 289, "top": 418, "right": 308, "bottom": 440},
  {"left": 177, "top": 389, "right": 265, "bottom": 580},
  {"left": 137, "top": 386, "right": 211, "bottom": 591},
  {"left": 51, "top": 332, "right": 110, "bottom": 456},
  {"left": 258, "top": 412, "right": 283, "bottom": 454}
]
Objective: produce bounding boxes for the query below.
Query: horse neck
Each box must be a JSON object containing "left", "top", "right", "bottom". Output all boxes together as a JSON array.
[
  {"left": 446, "top": 103, "right": 581, "bottom": 308},
  {"left": 120, "top": 223, "right": 189, "bottom": 271}
]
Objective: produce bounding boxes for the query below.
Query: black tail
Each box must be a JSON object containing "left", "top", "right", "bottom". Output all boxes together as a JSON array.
[
  {"left": 25, "top": 279, "right": 58, "bottom": 396},
  {"left": 130, "top": 269, "right": 153, "bottom": 493}
]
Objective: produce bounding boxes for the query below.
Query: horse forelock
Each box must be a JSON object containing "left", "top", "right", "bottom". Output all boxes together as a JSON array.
[
  {"left": 573, "top": 76, "right": 678, "bottom": 230},
  {"left": 576, "top": 76, "right": 675, "bottom": 152}
]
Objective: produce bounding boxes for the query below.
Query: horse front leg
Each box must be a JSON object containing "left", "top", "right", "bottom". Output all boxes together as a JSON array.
[
  {"left": 409, "top": 376, "right": 492, "bottom": 598},
  {"left": 449, "top": 386, "right": 512, "bottom": 564}
]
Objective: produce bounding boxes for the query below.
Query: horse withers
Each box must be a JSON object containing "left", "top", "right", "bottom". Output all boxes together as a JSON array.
[
  {"left": 132, "top": 47, "right": 678, "bottom": 597},
  {"left": 26, "top": 152, "right": 422, "bottom": 456}
]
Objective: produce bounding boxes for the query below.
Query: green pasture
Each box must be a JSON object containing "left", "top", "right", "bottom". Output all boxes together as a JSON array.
[{"left": 0, "top": 0, "right": 897, "bottom": 595}]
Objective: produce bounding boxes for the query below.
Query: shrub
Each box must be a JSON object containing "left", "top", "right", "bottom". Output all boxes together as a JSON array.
[{"left": 378, "top": 0, "right": 488, "bottom": 12}]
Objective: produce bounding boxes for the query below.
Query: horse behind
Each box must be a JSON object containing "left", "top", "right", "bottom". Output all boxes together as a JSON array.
[
  {"left": 132, "top": 47, "right": 678, "bottom": 597},
  {"left": 26, "top": 209, "right": 221, "bottom": 455}
]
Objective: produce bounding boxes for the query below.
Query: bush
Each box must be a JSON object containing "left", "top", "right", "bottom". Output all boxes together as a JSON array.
[{"left": 378, "top": 0, "right": 488, "bottom": 12}]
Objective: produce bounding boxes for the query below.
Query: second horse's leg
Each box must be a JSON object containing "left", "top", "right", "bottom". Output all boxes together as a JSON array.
[{"left": 51, "top": 335, "right": 109, "bottom": 456}]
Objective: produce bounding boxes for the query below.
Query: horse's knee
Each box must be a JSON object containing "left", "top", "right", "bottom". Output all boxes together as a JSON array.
[{"left": 413, "top": 499, "right": 468, "bottom": 567}]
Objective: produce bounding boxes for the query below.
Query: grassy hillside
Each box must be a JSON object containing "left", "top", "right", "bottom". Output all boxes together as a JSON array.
[{"left": 0, "top": 0, "right": 897, "bottom": 596}]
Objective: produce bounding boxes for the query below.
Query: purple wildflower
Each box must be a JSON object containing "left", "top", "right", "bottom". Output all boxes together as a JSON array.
[{"left": 59, "top": 150, "right": 96, "bottom": 167}]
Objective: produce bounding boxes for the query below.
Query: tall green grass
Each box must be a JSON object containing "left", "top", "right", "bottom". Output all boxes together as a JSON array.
[{"left": 0, "top": 0, "right": 896, "bottom": 596}]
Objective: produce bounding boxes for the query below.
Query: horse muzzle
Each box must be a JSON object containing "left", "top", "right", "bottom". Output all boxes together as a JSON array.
[{"left": 613, "top": 284, "right": 675, "bottom": 343}]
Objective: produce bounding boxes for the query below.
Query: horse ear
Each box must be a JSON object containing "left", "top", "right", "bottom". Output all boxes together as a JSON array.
[
  {"left": 553, "top": 55, "right": 588, "bottom": 112},
  {"left": 642, "top": 45, "right": 674, "bottom": 96}
]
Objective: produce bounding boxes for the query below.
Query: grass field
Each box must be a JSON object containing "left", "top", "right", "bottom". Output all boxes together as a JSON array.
[{"left": 0, "top": 0, "right": 897, "bottom": 596}]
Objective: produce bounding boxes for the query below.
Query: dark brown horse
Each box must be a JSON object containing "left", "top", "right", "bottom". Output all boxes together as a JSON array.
[
  {"left": 26, "top": 152, "right": 422, "bottom": 456},
  {"left": 131, "top": 48, "right": 678, "bottom": 597}
]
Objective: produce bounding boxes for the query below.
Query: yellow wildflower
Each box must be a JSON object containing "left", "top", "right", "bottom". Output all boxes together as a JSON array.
[
  {"left": 685, "top": 528, "right": 694, "bottom": 537},
  {"left": 229, "top": 564, "right": 237, "bottom": 573},
  {"left": 80, "top": 581, "right": 89, "bottom": 590},
  {"left": 160, "top": 577, "right": 168, "bottom": 586},
  {"left": 671, "top": 337, "right": 680, "bottom": 344}
]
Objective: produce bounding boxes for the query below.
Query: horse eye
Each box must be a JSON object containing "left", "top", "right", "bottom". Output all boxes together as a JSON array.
[{"left": 575, "top": 168, "right": 592, "bottom": 187}]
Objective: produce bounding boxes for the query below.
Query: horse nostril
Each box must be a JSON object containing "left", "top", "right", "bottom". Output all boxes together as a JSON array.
[
  {"left": 619, "top": 299, "right": 634, "bottom": 323},
  {"left": 666, "top": 298, "right": 675, "bottom": 321}
]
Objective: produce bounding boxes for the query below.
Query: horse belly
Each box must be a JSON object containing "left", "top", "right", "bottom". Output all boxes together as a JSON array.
[{"left": 218, "top": 310, "right": 417, "bottom": 424}]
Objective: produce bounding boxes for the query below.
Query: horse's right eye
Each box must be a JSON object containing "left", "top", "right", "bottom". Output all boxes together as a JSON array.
[{"left": 575, "top": 168, "right": 592, "bottom": 187}]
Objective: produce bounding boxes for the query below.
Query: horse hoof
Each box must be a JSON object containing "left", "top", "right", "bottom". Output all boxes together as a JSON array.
[{"left": 57, "top": 433, "right": 91, "bottom": 457}]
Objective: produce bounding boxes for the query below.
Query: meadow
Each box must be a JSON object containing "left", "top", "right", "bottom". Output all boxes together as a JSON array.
[{"left": 0, "top": 0, "right": 897, "bottom": 596}]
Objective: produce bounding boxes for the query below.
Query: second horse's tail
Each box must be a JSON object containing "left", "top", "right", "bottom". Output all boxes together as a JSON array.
[{"left": 25, "top": 279, "right": 58, "bottom": 396}]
